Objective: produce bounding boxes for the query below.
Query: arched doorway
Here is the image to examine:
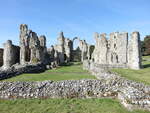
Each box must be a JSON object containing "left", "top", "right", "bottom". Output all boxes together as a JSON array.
[{"left": 72, "top": 37, "right": 82, "bottom": 62}]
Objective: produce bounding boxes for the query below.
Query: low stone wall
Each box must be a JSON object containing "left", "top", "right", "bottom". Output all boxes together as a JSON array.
[
  {"left": 83, "top": 60, "right": 127, "bottom": 70},
  {"left": 0, "top": 79, "right": 149, "bottom": 111},
  {"left": 83, "top": 60, "right": 150, "bottom": 111},
  {"left": 0, "top": 49, "right": 3, "bottom": 67},
  {"left": 0, "top": 80, "right": 117, "bottom": 99},
  {"left": 0, "top": 63, "right": 46, "bottom": 80}
]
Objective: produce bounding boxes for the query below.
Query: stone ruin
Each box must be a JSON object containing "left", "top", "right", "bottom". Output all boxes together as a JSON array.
[
  {"left": 71, "top": 37, "right": 94, "bottom": 62},
  {"left": 0, "top": 24, "right": 48, "bottom": 71},
  {"left": 52, "top": 32, "right": 73, "bottom": 64},
  {"left": 19, "top": 24, "right": 47, "bottom": 65},
  {"left": 3, "top": 40, "right": 20, "bottom": 70},
  {"left": 87, "top": 32, "right": 142, "bottom": 70},
  {"left": 0, "top": 24, "right": 142, "bottom": 78},
  {"left": 0, "top": 24, "right": 148, "bottom": 111},
  {"left": 0, "top": 24, "right": 76, "bottom": 71}
]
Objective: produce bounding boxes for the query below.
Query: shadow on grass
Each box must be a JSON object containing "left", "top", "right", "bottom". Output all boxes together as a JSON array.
[
  {"left": 59, "top": 62, "right": 82, "bottom": 67},
  {"left": 1, "top": 62, "right": 82, "bottom": 81},
  {"left": 0, "top": 68, "right": 46, "bottom": 81},
  {"left": 142, "top": 64, "right": 150, "bottom": 68}
]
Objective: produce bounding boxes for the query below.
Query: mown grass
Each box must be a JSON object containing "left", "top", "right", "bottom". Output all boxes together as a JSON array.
[
  {"left": 0, "top": 98, "right": 149, "bottom": 113},
  {"left": 2, "top": 62, "right": 96, "bottom": 81},
  {"left": 112, "top": 56, "right": 150, "bottom": 85},
  {"left": 0, "top": 61, "right": 150, "bottom": 113}
]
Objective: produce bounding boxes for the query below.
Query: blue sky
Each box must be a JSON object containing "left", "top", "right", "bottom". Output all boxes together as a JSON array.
[{"left": 0, "top": 0, "right": 150, "bottom": 48}]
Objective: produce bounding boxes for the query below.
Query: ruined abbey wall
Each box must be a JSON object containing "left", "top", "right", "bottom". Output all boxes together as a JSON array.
[
  {"left": 53, "top": 32, "right": 73, "bottom": 64},
  {"left": 91, "top": 32, "right": 141, "bottom": 70},
  {"left": 0, "top": 24, "right": 142, "bottom": 72},
  {"left": 0, "top": 24, "right": 75, "bottom": 72},
  {"left": 20, "top": 24, "right": 47, "bottom": 65}
]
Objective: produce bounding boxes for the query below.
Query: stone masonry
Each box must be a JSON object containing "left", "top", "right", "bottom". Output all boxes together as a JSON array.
[
  {"left": 53, "top": 32, "right": 73, "bottom": 64},
  {"left": 0, "top": 24, "right": 142, "bottom": 78},
  {"left": 0, "top": 25, "right": 75, "bottom": 72},
  {"left": 2, "top": 40, "right": 20, "bottom": 70},
  {"left": 91, "top": 32, "right": 142, "bottom": 70},
  {"left": 0, "top": 78, "right": 149, "bottom": 111},
  {"left": 0, "top": 24, "right": 142, "bottom": 70},
  {"left": 20, "top": 24, "right": 47, "bottom": 65}
]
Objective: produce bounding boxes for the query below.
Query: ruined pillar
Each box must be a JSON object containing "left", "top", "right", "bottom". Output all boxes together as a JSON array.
[
  {"left": 39, "top": 35, "right": 46, "bottom": 47},
  {"left": 79, "top": 40, "right": 83, "bottom": 61},
  {"left": 57, "top": 32, "right": 65, "bottom": 63},
  {"left": 3, "top": 40, "right": 19, "bottom": 70},
  {"left": 92, "top": 32, "right": 101, "bottom": 63},
  {"left": 39, "top": 35, "right": 47, "bottom": 63},
  {"left": 47, "top": 45, "right": 55, "bottom": 61},
  {"left": 108, "top": 32, "right": 119, "bottom": 64},
  {"left": 128, "top": 32, "right": 142, "bottom": 69},
  {"left": 29, "top": 31, "right": 40, "bottom": 64},
  {"left": 92, "top": 33, "right": 108, "bottom": 64},
  {"left": 117, "top": 32, "right": 128, "bottom": 64},
  {"left": 64, "top": 38, "right": 72, "bottom": 62},
  {"left": 19, "top": 24, "right": 29, "bottom": 65},
  {"left": 99, "top": 33, "right": 108, "bottom": 64}
]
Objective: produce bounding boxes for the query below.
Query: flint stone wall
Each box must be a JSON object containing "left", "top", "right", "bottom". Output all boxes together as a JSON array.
[
  {"left": 0, "top": 79, "right": 149, "bottom": 111},
  {"left": 0, "top": 49, "right": 3, "bottom": 66},
  {"left": 83, "top": 60, "right": 150, "bottom": 111}
]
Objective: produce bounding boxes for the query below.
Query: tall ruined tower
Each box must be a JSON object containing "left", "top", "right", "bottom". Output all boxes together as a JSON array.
[
  {"left": 38, "top": 35, "right": 47, "bottom": 63},
  {"left": 57, "top": 32, "right": 65, "bottom": 63},
  {"left": 19, "top": 24, "right": 47, "bottom": 65},
  {"left": 128, "top": 32, "right": 142, "bottom": 69},
  {"left": 19, "top": 24, "right": 29, "bottom": 65},
  {"left": 3, "top": 40, "right": 20, "bottom": 70}
]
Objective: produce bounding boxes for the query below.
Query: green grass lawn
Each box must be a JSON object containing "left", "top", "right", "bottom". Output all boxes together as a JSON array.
[
  {"left": 0, "top": 98, "right": 149, "bottom": 113},
  {"left": 0, "top": 60, "right": 150, "bottom": 113},
  {"left": 112, "top": 56, "right": 150, "bottom": 85},
  {"left": 2, "top": 62, "right": 96, "bottom": 81}
]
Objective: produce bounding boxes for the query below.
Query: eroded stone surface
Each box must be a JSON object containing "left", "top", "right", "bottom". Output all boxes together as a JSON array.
[
  {"left": 91, "top": 32, "right": 141, "bottom": 70},
  {"left": 3, "top": 40, "right": 20, "bottom": 70}
]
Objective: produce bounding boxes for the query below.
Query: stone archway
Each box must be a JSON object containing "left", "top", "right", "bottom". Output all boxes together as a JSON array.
[{"left": 72, "top": 37, "right": 82, "bottom": 62}]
